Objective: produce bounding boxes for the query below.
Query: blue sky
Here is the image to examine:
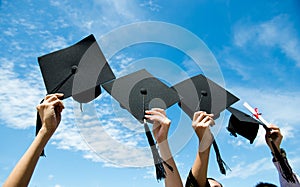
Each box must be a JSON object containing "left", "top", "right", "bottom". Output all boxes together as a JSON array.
[{"left": 1, "top": 0, "right": 300, "bottom": 187}]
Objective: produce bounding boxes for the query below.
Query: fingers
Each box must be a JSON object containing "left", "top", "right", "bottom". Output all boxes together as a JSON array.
[
  {"left": 144, "top": 108, "right": 170, "bottom": 125},
  {"left": 193, "top": 111, "right": 215, "bottom": 127},
  {"left": 267, "top": 124, "right": 279, "bottom": 130},
  {"left": 146, "top": 108, "right": 166, "bottom": 115},
  {"left": 45, "top": 93, "right": 64, "bottom": 100},
  {"left": 52, "top": 99, "right": 65, "bottom": 113},
  {"left": 145, "top": 108, "right": 166, "bottom": 119},
  {"left": 43, "top": 94, "right": 63, "bottom": 103},
  {"left": 266, "top": 124, "right": 282, "bottom": 136},
  {"left": 193, "top": 111, "right": 214, "bottom": 121},
  {"left": 37, "top": 93, "right": 65, "bottom": 112}
]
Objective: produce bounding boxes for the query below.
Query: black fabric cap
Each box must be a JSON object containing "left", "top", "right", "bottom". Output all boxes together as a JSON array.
[
  {"left": 102, "top": 69, "right": 180, "bottom": 123},
  {"left": 38, "top": 34, "right": 115, "bottom": 103},
  {"left": 227, "top": 107, "right": 261, "bottom": 144},
  {"left": 171, "top": 74, "right": 239, "bottom": 119}
]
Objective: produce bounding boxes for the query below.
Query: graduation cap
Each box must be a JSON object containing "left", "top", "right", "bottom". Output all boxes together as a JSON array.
[
  {"left": 172, "top": 74, "right": 239, "bottom": 118},
  {"left": 37, "top": 34, "right": 115, "bottom": 155},
  {"left": 171, "top": 74, "right": 239, "bottom": 175},
  {"left": 227, "top": 107, "right": 261, "bottom": 144},
  {"left": 38, "top": 34, "right": 115, "bottom": 103},
  {"left": 102, "top": 69, "right": 180, "bottom": 180}
]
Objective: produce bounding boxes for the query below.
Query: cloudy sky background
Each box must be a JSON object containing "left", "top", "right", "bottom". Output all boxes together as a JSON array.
[{"left": 1, "top": 0, "right": 300, "bottom": 186}]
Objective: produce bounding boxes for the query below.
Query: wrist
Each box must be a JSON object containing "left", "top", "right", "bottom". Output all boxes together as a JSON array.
[
  {"left": 157, "top": 137, "right": 169, "bottom": 145},
  {"left": 198, "top": 142, "right": 212, "bottom": 153},
  {"left": 39, "top": 126, "right": 55, "bottom": 139}
]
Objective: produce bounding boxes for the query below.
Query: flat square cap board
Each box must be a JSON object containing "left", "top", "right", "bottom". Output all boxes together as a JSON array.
[
  {"left": 227, "top": 107, "right": 261, "bottom": 144},
  {"left": 171, "top": 74, "right": 239, "bottom": 119},
  {"left": 38, "top": 34, "right": 116, "bottom": 103},
  {"left": 102, "top": 69, "right": 180, "bottom": 123}
]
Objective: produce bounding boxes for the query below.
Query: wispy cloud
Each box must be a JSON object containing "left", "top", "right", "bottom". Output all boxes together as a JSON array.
[
  {"left": 220, "top": 157, "right": 273, "bottom": 180},
  {"left": 233, "top": 14, "right": 300, "bottom": 67},
  {"left": 49, "top": 0, "right": 146, "bottom": 35},
  {"left": 223, "top": 56, "right": 253, "bottom": 80},
  {"left": 48, "top": 174, "right": 54, "bottom": 180},
  {"left": 42, "top": 35, "right": 68, "bottom": 52},
  {"left": 0, "top": 58, "right": 44, "bottom": 129},
  {"left": 140, "top": 0, "right": 162, "bottom": 12}
]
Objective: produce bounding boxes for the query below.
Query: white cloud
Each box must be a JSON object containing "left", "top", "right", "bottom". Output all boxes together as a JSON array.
[
  {"left": 48, "top": 174, "right": 54, "bottom": 180},
  {"left": 50, "top": 0, "right": 145, "bottom": 34},
  {"left": 42, "top": 35, "right": 68, "bottom": 52},
  {"left": 140, "top": 0, "right": 162, "bottom": 12},
  {"left": 233, "top": 14, "right": 300, "bottom": 67},
  {"left": 220, "top": 157, "right": 274, "bottom": 179},
  {"left": 0, "top": 58, "right": 44, "bottom": 129},
  {"left": 223, "top": 57, "right": 252, "bottom": 80},
  {"left": 143, "top": 167, "right": 155, "bottom": 179},
  {"left": 74, "top": 108, "right": 153, "bottom": 167},
  {"left": 181, "top": 57, "right": 202, "bottom": 76}
]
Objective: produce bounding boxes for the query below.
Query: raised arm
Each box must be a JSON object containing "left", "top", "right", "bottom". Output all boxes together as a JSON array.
[
  {"left": 265, "top": 124, "right": 299, "bottom": 186},
  {"left": 3, "top": 93, "right": 64, "bottom": 187},
  {"left": 145, "top": 108, "right": 183, "bottom": 187},
  {"left": 189, "top": 111, "right": 215, "bottom": 187}
]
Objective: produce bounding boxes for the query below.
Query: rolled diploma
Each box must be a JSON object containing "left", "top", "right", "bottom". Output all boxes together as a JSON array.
[{"left": 243, "top": 102, "right": 270, "bottom": 126}]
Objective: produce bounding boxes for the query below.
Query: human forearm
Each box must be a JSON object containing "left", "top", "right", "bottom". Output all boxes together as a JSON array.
[
  {"left": 3, "top": 128, "right": 52, "bottom": 187},
  {"left": 158, "top": 141, "right": 183, "bottom": 187},
  {"left": 191, "top": 143, "right": 211, "bottom": 187}
]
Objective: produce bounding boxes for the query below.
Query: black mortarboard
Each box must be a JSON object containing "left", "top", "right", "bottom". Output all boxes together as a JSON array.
[
  {"left": 38, "top": 34, "right": 115, "bottom": 103},
  {"left": 227, "top": 107, "right": 261, "bottom": 144},
  {"left": 37, "top": 34, "right": 115, "bottom": 155},
  {"left": 102, "top": 69, "right": 180, "bottom": 123},
  {"left": 172, "top": 74, "right": 239, "bottom": 118},
  {"left": 171, "top": 74, "right": 239, "bottom": 175},
  {"left": 102, "top": 69, "right": 179, "bottom": 180}
]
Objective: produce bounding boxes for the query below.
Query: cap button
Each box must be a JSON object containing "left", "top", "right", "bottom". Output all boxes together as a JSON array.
[
  {"left": 71, "top": 65, "right": 78, "bottom": 74},
  {"left": 140, "top": 88, "right": 147, "bottom": 95},
  {"left": 201, "top": 90, "right": 208, "bottom": 96}
]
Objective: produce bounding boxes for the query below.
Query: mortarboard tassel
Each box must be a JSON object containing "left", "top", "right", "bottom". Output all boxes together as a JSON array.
[
  {"left": 212, "top": 140, "right": 230, "bottom": 175},
  {"left": 143, "top": 120, "right": 167, "bottom": 180},
  {"left": 196, "top": 90, "right": 230, "bottom": 175},
  {"left": 141, "top": 88, "right": 173, "bottom": 181}
]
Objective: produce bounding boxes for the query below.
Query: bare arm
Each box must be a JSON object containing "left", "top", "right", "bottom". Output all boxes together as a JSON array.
[
  {"left": 191, "top": 111, "right": 215, "bottom": 187},
  {"left": 3, "top": 93, "right": 64, "bottom": 187},
  {"left": 145, "top": 108, "right": 183, "bottom": 187}
]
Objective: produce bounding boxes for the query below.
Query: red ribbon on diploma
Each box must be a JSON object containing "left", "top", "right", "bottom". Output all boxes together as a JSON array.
[{"left": 253, "top": 108, "right": 262, "bottom": 119}]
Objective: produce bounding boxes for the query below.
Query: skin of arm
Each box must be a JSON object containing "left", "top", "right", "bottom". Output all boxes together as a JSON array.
[
  {"left": 191, "top": 111, "right": 215, "bottom": 187},
  {"left": 145, "top": 108, "right": 183, "bottom": 187},
  {"left": 3, "top": 93, "right": 64, "bottom": 187}
]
